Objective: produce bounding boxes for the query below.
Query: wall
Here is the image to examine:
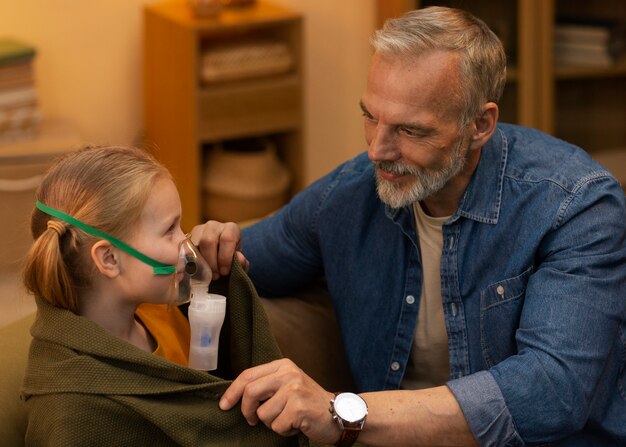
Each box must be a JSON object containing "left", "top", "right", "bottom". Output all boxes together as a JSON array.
[
  {"left": 0, "top": 0, "right": 153, "bottom": 146},
  {"left": 273, "top": 0, "right": 375, "bottom": 182},
  {"left": 0, "top": 0, "right": 376, "bottom": 184}
]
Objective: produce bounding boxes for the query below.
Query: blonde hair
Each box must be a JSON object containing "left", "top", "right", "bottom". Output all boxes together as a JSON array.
[
  {"left": 23, "top": 146, "right": 171, "bottom": 313},
  {"left": 371, "top": 6, "right": 507, "bottom": 126}
]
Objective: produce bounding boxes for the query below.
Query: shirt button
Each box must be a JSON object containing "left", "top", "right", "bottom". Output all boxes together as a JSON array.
[
  {"left": 391, "top": 361, "right": 400, "bottom": 371},
  {"left": 406, "top": 295, "right": 415, "bottom": 304},
  {"left": 496, "top": 285, "right": 505, "bottom": 296}
]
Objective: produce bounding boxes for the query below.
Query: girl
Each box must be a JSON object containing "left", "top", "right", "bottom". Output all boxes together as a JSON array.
[{"left": 21, "top": 146, "right": 303, "bottom": 447}]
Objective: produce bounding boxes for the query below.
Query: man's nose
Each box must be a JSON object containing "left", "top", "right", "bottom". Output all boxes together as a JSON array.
[{"left": 368, "top": 124, "right": 399, "bottom": 162}]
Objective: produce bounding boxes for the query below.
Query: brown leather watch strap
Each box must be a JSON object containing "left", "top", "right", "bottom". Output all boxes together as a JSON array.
[{"left": 335, "top": 427, "right": 361, "bottom": 447}]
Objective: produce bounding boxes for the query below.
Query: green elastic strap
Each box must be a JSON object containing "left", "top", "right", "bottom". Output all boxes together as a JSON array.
[{"left": 36, "top": 200, "right": 176, "bottom": 275}]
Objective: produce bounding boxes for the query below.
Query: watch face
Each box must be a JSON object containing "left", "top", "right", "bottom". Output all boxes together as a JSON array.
[{"left": 334, "top": 393, "right": 368, "bottom": 423}]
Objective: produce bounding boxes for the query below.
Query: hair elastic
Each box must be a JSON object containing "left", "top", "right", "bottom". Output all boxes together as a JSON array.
[
  {"left": 36, "top": 200, "right": 176, "bottom": 275},
  {"left": 46, "top": 220, "right": 66, "bottom": 236}
]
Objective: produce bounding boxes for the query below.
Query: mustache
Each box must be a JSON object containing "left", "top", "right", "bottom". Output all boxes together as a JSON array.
[{"left": 374, "top": 160, "right": 421, "bottom": 176}]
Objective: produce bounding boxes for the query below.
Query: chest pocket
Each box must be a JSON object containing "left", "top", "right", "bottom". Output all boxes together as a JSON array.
[{"left": 480, "top": 266, "right": 533, "bottom": 368}]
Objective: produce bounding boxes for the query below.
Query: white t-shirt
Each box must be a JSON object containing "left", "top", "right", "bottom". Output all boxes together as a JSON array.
[{"left": 401, "top": 202, "right": 450, "bottom": 390}]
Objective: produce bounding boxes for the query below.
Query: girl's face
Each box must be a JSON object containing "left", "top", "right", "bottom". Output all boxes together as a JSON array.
[{"left": 116, "top": 177, "right": 187, "bottom": 305}]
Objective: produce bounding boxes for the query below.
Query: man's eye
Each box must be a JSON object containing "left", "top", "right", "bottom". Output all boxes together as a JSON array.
[
  {"left": 399, "top": 127, "right": 422, "bottom": 138},
  {"left": 362, "top": 112, "right": 376, "bottom": 122}
]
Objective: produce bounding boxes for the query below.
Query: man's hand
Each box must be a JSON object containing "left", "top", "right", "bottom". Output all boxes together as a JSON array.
[
  {"left": 219, "top": 358, "right": 478, "bottom": 446},
  {"left": 219, "top": 359, "right": 341, "bottom": 444},
  {"left": 190, "top": 220, "right": 249, "bottom": 280}
]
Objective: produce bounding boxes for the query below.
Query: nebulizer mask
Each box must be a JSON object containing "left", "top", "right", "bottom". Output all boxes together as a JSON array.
[
  {"left": 176, "top": 238, "right": 212, "bottom": 304},
  {"left": 35, "top": 201, "right": 227, "bottom": 371}
]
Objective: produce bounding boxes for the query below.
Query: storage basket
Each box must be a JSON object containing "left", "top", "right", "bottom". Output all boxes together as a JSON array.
[
  {"left": 200, "top": 39, "right": 293, "bottom": 84},
  {"left": 0, "top": 162, "right": 46, "bottom": 270},
  {"left": 202, "top": 139, "right": 291, "bottom": 222},
  {"left": 0, "top": 121, "right": 80, "bottom": 272}
]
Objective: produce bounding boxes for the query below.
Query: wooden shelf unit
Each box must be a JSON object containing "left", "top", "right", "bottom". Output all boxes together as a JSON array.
[
  {"left": 377, "top": 0, "right": 626, "bottom": 154},
  {"left": 144, "top": 1, "right": 303, "bottom": 230}
]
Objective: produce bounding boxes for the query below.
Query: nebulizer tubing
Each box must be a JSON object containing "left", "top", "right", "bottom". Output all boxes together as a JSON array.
[{"left": 35, "top": 201, "right": 176, "bottom": 275}]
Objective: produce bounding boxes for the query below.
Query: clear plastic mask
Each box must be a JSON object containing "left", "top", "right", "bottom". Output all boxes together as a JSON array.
[{"left": 175, "top": 238, "right": 212, "bottom": 305}]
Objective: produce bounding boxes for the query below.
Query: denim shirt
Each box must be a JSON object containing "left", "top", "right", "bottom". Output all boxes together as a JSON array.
[{"left": 242, "top": 124, "right": 626, "bottom": 445}]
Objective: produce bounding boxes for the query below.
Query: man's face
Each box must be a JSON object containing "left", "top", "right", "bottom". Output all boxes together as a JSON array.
[{"left": 361, "top": 51, "right": 472, "bottom": 209}]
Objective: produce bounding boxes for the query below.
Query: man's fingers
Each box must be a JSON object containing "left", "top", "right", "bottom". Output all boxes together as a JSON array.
[
  {"left": 219, "top": 360, "right": 288, "bottom": 410},
  {"left": 238, "top": 374, "right": 282, "bottom": 425},
  {"left": 190, "top": 221, "right": 242, "bottom": 279},
  {"left": 219, "top": 359, "right": 341, "bottom": 443},
  {"left": 216, "top": 222, "right": 241, "bottom": 275},
  {"left": 190, "top": 223, "right": 219, "bottom": 276}
]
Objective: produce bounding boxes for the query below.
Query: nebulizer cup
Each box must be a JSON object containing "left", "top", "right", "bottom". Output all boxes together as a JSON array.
[{"left": 177, "top": 238, "right": 227, "bottom": 371}]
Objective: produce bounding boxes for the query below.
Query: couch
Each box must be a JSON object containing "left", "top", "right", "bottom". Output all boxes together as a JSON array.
[{"left": 0, "top": 282, "right": 355, "bottom": 445}]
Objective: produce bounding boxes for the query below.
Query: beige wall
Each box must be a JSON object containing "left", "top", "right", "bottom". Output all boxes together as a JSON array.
[
  {"left": 0, "top": 0, "right": 375, "bottom": 184},
  {"left": 274, "top": 0, "right": 375, "bottom": 183}
]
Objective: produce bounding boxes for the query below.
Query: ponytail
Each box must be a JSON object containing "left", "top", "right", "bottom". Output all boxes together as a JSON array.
[{"left": 23, "top": 220, "right": 81, "bottom": 312}]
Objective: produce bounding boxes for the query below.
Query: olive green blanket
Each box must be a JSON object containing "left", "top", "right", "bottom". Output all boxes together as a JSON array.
[{"left": 21, "top": 260, "right": 307, "bottom": 447}]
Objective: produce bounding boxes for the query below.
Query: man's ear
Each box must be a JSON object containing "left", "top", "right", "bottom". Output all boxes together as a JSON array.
[
  {"left": 469, "top": 102, "right": 499, "bottom": 150},
  {"left": 91, "top": 240, "right": 120, "bottom": 278}
]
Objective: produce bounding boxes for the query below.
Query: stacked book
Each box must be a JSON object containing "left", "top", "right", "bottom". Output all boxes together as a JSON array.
[
  {"left": 0, "top": 38, "right": 42, "bottom": 144},
  {"left": 554, "top": 21, "right": 624, "bottom": 68}
]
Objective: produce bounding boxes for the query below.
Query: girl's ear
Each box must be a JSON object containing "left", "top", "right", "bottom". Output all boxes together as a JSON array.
[{"left": 91, "top": 240, "right": 120, "bottom": 278}]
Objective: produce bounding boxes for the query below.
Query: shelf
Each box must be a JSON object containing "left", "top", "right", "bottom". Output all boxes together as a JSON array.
[
  {"left": 0, "top": 120, "right": 82, "bottom": 164},
  {"left": 144, "top": 1, "right": 303, "bottom": 229},
  {"left": 378, "top": 0, "right": 626, "bottom": 153},
  {"left": 554, "top": 58, "right": 626, "bottom": 80},
  {"left": 147, "top": 1, "right": 300, "bottom": 33},
  {"left": 198, "top": 74, "right": 301, "bottom": 142}
]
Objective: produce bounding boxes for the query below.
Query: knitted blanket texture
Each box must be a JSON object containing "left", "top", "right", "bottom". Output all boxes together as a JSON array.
[{"left": 21, "top": 260, "right": 307, "bottom": 447}]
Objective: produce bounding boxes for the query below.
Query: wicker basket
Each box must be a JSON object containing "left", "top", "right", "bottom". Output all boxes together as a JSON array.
[
  {"left": 202, "top": 139, "right": 291, "bottom": 222},
  {"left": 200, "top": 40, "right": 293, "bottom": 84}
]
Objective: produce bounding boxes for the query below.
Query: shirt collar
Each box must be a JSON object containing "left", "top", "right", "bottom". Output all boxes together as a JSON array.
[
  {"left": 453, "top": 126, "right": 507, "bottom": 225},
  {"left": 385, "top": 125, "right": 507, "bottom": 226}
]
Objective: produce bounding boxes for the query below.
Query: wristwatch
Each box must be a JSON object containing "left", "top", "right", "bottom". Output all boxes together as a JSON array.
[{"left": 329, "top": 392, "right": 368, "bottom": 447}]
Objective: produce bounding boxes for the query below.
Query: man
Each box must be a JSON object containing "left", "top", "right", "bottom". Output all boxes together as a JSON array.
[{"left": 196, "top": 6, "right": 626, "bottom": 446}]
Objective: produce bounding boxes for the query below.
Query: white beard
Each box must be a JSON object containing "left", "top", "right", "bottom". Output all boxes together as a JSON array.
[{"left": 374, "top": 139, "right": 469, "bottom": 209}]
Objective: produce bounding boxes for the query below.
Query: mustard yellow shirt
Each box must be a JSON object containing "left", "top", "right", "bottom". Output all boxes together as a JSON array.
[{"left": 136, "top": 303, "right": 190, "bottom": 366}]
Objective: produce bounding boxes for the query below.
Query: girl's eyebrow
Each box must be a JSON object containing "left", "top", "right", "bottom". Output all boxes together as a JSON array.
[{"left": 164, "top": 213, "right": 181, "bottom": 230}]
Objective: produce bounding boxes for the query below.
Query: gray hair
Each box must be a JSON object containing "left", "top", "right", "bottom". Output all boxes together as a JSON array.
[{"left": 371, "top": 6, "right": 507, "bottom": 126}]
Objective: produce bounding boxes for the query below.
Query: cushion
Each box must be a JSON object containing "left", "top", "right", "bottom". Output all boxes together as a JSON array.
[
  {"left": 260, "top": 282, "right": 355, "bottom": 392},
  {"left": 0, "top": 313, "right": 33, "bottom": 447}
]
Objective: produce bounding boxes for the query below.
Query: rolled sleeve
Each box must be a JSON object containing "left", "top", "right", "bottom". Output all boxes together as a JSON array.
[{"left": 447, "top": 371, "right": 524, "bottom": 446}]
